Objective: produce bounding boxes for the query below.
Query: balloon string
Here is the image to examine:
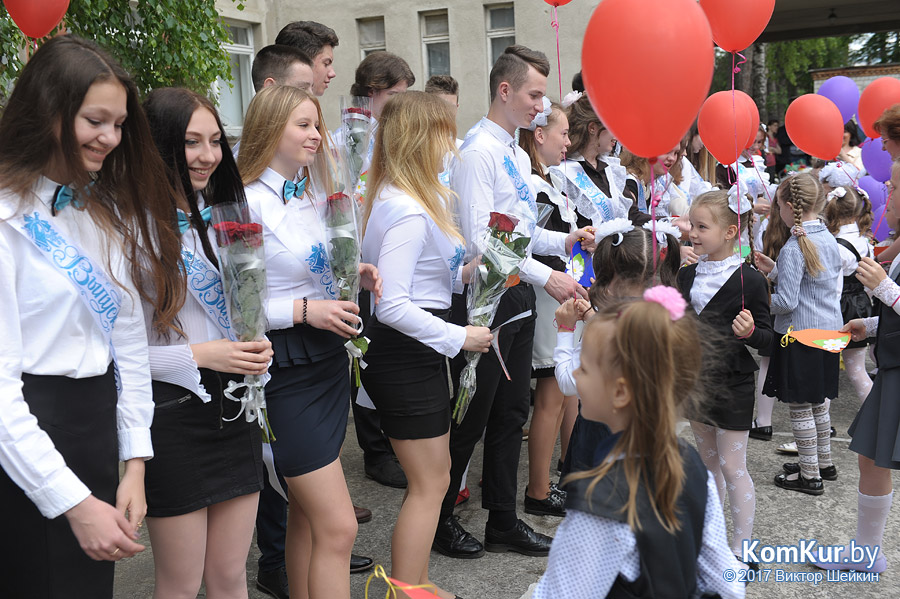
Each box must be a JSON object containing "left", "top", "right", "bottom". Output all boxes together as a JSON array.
[
  {"left": 835, "top": 160, "right": 861, "bottom": 186},
  {"left": 730, "top": 51, "right": 747, "bottom": 310},
  {"left": 551, "top": 6, "right": 563, "bottom": 102}
]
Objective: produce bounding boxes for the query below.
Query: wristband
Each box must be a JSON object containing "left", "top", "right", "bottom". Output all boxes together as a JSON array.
[
  {"left": 736, "top": 324, "right": 755, "bottom": 340},
  {"left": 302, "top": 297, "right": 308, "bottom": 325}
]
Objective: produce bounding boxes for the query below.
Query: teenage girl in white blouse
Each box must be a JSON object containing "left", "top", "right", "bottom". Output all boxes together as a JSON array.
[
  {"left": 0, "top": 36, "right": 186, "bottom": 599},
  {"left": 236, "top": 84, "right": 381, "bottom": 599},
  {"left": 361, "top": 91, "right": 491, "bottom": 599}
]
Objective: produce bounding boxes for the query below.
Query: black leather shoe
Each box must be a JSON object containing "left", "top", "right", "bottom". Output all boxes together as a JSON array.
[
  {"left": 774, "top": 472, "right": 824, "bottom": 495},
  {"left": 433, "top": 515, "right": 485, "bottom": 559},
  {"left": 831, "top": 426, "right": 837, "bottom": 438},
  {"left": 365, "top": 458, "right": 408, "bottom": 488},
  {"left": 748, "top": 420, "right": 772, "bottom": 441},
  {"left": 484, "top": 519, "right": 552, "bottom": 556},
  {"left": 350, "top": 553, "right": 375, "bottom": 573},
  {"left": 524, "top": 487, "right": 566, "bottom": 517},
  {"left": 354, "top": 504, "right": 372, "bottom": 523},
  {"left": 256, "top": 566, "right": 289, "bottom": 599},
  {"left": 782, "top": 462, "right": 837, "bottom": 481}
]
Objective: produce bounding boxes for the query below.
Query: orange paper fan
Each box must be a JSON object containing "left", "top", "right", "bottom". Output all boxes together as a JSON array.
[{"left": 787, "top": 329, "right": 850, "bottom": 353}]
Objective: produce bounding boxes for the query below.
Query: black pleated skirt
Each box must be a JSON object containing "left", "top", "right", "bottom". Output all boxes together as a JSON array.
[
  {"left": 763, "top": 337, "right": 840, "bottom": 405},
  {"left": 144, "top": 369, "right": 264, "bottom": 517},
  {"left": 0, "top": 367, "right": 118, "bottom": 599},
  {"left": 361, "top": 311, "right": 453, "bottom": 439},
  {"left": 849, "top": 367, "right": 900, "bottom": 469},
  {"left": 265, "top": 325, "right": 350, "bottom": 477},
  {"left": 699, "top": 372, "right": 756, "bottom": 430}
]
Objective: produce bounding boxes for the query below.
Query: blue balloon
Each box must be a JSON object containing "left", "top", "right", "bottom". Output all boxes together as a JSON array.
[
  {"left": 861, "top": 137, "right": 893, "bottom": 182},
  {"left": 817, "top": 76, "right": 860, "bottom": 124}
]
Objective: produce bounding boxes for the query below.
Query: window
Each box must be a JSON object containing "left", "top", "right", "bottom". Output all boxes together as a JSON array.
[
  {"left": 358, "top": 17, "right": 386, "bottom": 59},
  {"left": 421, "top": 11, "right": 450, "bottom": 78},
  {"left": 216, "top": 22, "right": 254, "bottom": 136},
  {"left": 486, "top": 4, "right": 515, "bottom": 68}
]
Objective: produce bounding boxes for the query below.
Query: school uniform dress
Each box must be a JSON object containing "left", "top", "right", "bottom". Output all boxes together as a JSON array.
[
  {"left": 531, "top": 167, "right": 582, "bottom": 377},
  {"left": 245, "top": 168, "right": 349, "bottom": 477},
  {"left": 555, "top": 154, "right": 635, "bottom": 225},
  {"left": 535, "top": 437, "right": 745, "bottom": 599},
  {"left": 360, "top": 185, "right": 466, "bottom": 439},
  {"left": 763, "top": 221, "right": 843, "bottom": 405},
  {"left": 848, "top": 254, "right": 900, "bottom": 469},
  {"left": 143, "top": 201, "right": 263, "bottom": 517},
  {"left": 0, "top": 177, "right": 153, "bottom": 598},
  {"left": 677, "top": 255, "right": 774, "bottom": 430},
  {"left": 834, "top": 223, "right": 874, "bottom": 349},
  {"left": 443, "top": 117, "right": 567, "bottom": 517}
]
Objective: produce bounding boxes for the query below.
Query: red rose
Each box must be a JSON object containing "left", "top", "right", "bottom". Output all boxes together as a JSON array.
[
  {"left": 327, "top": 192, "right": 350, "bottom": 202},
  {"left": 344, "top": 107, "right": 373, "bottom": 118},
  {"left": 240, "top": 223, "right": 264, "bottom": 247},
  {"left": 488, "top": 212, "right": 518, "bottom": 233},
  {"left": 213, "top": 221, "right": 241, "bottom": 245},
  {"left": 241, "top": 223, "right": 262, "bottom": 235}
]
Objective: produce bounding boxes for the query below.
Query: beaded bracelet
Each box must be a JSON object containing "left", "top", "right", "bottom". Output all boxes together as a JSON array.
[{"left": 302, "top": 297, "right": 308, "bottom": 325}]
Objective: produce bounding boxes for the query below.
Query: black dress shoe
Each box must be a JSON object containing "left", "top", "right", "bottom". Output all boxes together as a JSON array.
[
  {"left": 782, "top": 462, "right": 837, "bottom": 481},
  {"left": 748, "top": 420, "right": 772, "bottom": 441},
  {"left": 484, "top": 519, "right": 553, "bottom": 556},
  {"left": 433, "top": 515, "right": 485, "bottom": 558},
  {"left": 365, "top": 458, "right": 408, "bottom": 488},
  {"left": 524, "top": 487, "right": 566, "bottom": 517},
  {"left": 350, "top": 553, "right": 375, "bottom": 573},
  {"left": 774, "top": 472, "right": 824, "bottom": 495},
  {"left": 354, "top": 504, "right": 373, "bottom": 523},
  {"left": 256, "top": 566, "right": 289, "bottom": 599}
]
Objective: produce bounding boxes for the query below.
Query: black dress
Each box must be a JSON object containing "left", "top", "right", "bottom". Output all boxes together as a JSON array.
[{"left": 677, "top": 263, "right": 774, "bottom": 430}]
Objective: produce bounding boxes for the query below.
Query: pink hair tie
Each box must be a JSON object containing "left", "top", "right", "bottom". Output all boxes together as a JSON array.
[
  {"left": 791, "top": 224, "right": 807, "bottom": 238},
  {"left": 643, "top": 285, "right": 687, "bottom": 321}
]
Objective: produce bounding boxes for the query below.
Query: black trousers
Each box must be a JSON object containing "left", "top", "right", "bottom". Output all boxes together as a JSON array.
[{"left": 440, "top": 284, "right": 536, "bottom": 517}]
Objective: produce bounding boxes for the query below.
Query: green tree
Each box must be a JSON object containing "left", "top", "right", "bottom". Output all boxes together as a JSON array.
[
  {"left": 850, "top": 31, "right": 900, "bottom": 65},
  {"left": 1, "top": 0, "right": 242, "bottom": 101}
]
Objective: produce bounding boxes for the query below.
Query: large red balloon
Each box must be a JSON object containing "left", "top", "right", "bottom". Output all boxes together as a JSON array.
[
  {"left": 784, "top": 94, "right": 844, "bottom": 161},
  {"left": 734, "top": 90, "right": 760, "bottom": 148},
  {"left": 698, "top": 91, "right": 755, "bottom": 164},
  {"left": 582, "top": 0, "right": 713, "bottom": 158},
  {"left": 699, "top": 0, "right": 776, "bottom": 53},
  {"left": 544, "top": 0, "right": 573, "bottom": 5},
  {"left": 3, "top": 0, "right": 69, "bottom": 38},
  {"left": 858, "top": 77, "right": 900, "bottom": 139}
]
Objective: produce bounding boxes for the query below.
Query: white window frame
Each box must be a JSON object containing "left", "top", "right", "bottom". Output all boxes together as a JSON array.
[
  {"left": 421, "top": 10, "right": 451, "bottom": 80},
  {"left": 485, "top": 3, "right": 516, "bottom": 73},
  {"left": 215, "top": 21, "right": 255, "bottom": 137},
  {"left": 358, "top": 17, "right": 387, "bottom": 60}
]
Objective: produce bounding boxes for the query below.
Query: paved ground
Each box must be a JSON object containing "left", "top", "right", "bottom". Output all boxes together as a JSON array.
[{"left": 114, "top": 361, "right": 899, "bottom": 598}]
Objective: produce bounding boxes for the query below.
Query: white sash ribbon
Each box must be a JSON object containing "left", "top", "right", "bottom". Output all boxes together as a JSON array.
[{"left": 181, "top": 244, "right": 236, "bottom": 341}]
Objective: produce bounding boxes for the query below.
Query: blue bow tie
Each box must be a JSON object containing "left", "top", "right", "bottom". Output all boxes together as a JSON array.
[
  {"left": 282, "top": 177, "right": 308, "bottom": 203},
  {"left": 177, "top": 206, "right": 212, "bottom": 235},
  {"left": 52, "top": 185, "right": 84, "bottom": 214}
]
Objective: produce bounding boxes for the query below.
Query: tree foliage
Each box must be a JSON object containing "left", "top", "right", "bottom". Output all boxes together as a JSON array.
[
  {"left": 850, "top": 31, "right": 900, "bottom": 65},
  {"left": 1, "top": 0, "right": 242, "bottom": 101}
]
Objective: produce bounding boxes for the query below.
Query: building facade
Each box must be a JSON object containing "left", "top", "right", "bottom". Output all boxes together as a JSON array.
[{"left": 214, "top": 0, "right": 601, "bottom": 135}]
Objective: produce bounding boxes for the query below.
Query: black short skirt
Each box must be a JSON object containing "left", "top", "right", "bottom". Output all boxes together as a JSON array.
[
  {"left": 698, "top": 372, "right": 756, "bottom": 430},
  {"left": 0, "top": 367, "right": 118, "bottom": 599},
  {"left": 763, "top": 337, "right": 840, "bottom": 404},
  {"left": 265, "top": 325, "right": 350, "bottom": 477},
  {"left": 849, "top": 366, "right": 900, "bottom": 469},
  {"left": 360, "top": 311, "right": 453, "bottom": 440},
  {"left": 145, "top": 369, "right": 264, "bottom": 518}
]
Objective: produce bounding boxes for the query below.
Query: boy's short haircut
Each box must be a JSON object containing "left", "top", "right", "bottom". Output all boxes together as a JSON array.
[
  {"left": 425, "top": 75, "right": 459, "bottom": 96},
  {"left": 275, "top": 21, "right": 339, "bottom": 58},
  {"left": 251, "top": 45, "right": 313, "bottom": 92},
  {"left": 488, "top": 45, "right": 550, "bottom": 102}
]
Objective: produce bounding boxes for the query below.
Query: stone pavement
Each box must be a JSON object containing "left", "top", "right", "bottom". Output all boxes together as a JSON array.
[{"left": 114, "top": 364, "right": 899, "bottom": 598}]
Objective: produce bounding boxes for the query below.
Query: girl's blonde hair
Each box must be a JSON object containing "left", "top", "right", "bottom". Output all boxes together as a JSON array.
[
  {"left": 518, "top": 103, "right": 566, "bottom": 184},
  {"left": 824, "top": 185, "right": 873, "bottom": 235},
  {"left": 690, "top": 190, "right": 755, "bottom": 261},
  {"left": 568, "top": 297, "right": 703, "bottom": 534},
  {"left": 237, "top": 85, "right": 332, "bottom": 185},
  {"left": 363, "top": 91, "right": 462, "bottom": 242},
  {"left": 780, "top": 172, "right": 826, "bottom": 277}
]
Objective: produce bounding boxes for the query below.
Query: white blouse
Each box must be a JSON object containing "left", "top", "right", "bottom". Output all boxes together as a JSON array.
[
  {"left": 362, "top": 186, "right": 467, "bottom": 357},
  {"left": 835, "top": 223, "right": 873, "bottom": 276},
  {"left": 690, "top": 254, "right": 742, "bottom": 314},
  {"left": 553, "top": 331, "right": 580, "bottom": 397},
  {"left": 245, "top": 167, "right": 333, "bottom": 331},
  {"left": 0, "top": 177, "right": 153, "bottom": 518}
]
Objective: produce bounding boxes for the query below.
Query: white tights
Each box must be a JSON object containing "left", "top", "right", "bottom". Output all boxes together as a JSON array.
[
  {"left": 691, "top": 423, "right": 755, "bottom": 555},
  {"left": 843, "top": 347, "right": 873, "bottom": 404}
]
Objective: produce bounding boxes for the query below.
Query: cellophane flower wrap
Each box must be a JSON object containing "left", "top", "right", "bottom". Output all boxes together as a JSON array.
[
  {"left": 313, "top": 136, "right": 369, "bottom": 383},
  {"left": 453, "top": 204, "right": 553, "bottom": 423},
  {"left": 211, "top": 202, "right": 274, "bottom": 442},
  {"left": 338, "top": 96, "right": 376, "bottom": 198}
]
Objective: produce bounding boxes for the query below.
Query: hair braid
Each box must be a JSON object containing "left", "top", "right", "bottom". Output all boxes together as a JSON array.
[{"left": 784, "top": 173, "right": 824, "bottom": 277}]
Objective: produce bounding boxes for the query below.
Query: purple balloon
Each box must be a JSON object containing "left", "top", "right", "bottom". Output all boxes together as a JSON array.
[
  {"left": 859, "top": 175, "right": 889, "bottom": 211},
  {"left": 872, "top": 203, "right": 892, "bottom": 242},
  {"left": 861, "top": 137, "right": 893, "bottom": 182},
  {"left": 817, "top": 76, "right": 860, "bottom": 124}
]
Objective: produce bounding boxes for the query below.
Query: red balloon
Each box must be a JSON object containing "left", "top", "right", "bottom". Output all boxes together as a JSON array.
[
  {"left": 699, "top": 0, "right": 776, "bottom": 53},
  {"left": 582, "top": 0, "right": 713, "bottom": 158},
  {"left": 784, "top": 94, "right": 844, "bottom": 161},
  {"left": 734, "top": 90, "right": 760, "bottom": 148},
  {"left": 3, "top": 0, "right": 69, "bottom": 38},
  {"left": 544, "top": 0, "right": 573, "bottom": 5},
  {"left": 858, "top": 77, "right": 900, "bottom": 139},
  {"left": 698, "top": 91, "right": 755, "bottom": 164}
]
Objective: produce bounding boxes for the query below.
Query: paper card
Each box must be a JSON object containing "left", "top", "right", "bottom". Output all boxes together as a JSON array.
[
  {"left": 566, "top": 240, "right": 594, "bottom": 286},
  {"left": 788, "top": 329, "right": 851, "bottom": 353}
]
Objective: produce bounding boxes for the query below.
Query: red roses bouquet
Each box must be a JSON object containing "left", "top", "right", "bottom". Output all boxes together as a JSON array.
[{"left": 211, "top": 202, "right": 274, "bottom": 441}]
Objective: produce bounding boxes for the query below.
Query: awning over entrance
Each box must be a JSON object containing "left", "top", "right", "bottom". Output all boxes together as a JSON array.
[{"left": 760, "top": 0, "right": 900, "bottom": 42}]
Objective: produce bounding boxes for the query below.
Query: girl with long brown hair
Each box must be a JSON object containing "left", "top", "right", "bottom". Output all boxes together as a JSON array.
[
  {"left": 238, "top": 84, "right": 381, "bottom": 599},
  {"left": 0, "top": 35, "right": 185, "bottom": 599},
  {"left": 534, "top": 290, "right": 745, "bottom": 598},
  {"left": 360, "top": 90, "right": 492, "bottom": 599}
]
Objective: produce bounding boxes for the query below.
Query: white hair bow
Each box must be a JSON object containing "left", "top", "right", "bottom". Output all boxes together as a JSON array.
[
  {"left": 527, "top": 96, "right": 553, "bottom": 131},
  {"left": 561, "top": 90, "right": 582, "bottom": 108},
  {"left": 726, "top": 184, "right": 753, "bottom": 215},
  {"left": 595, "top": 218, "right": 634, "bottom": 246},
  {"left": 643, "top": 220, "right": 680, "bottom": 245},
  {"left": 826, "top": 186, "right": 848, "bottom": 202}
]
